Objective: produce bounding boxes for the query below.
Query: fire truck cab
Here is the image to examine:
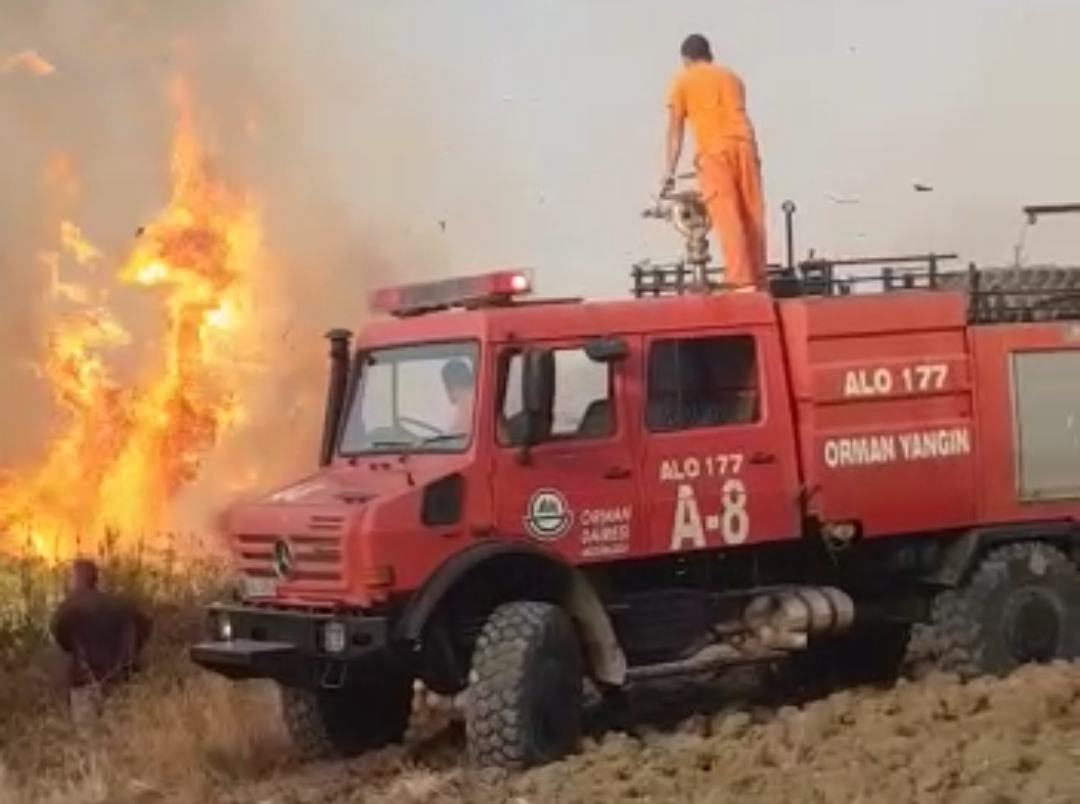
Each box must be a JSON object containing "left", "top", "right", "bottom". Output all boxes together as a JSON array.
[{"left": 191, "top": 241, "right": 1080, "bottom": 771}]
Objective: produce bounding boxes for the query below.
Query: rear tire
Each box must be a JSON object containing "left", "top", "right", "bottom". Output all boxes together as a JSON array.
[
  {"left": 465, "top": 601, "right": 584, "bottom": 770},
  {"left": 908, "top": 541, "right": 1080, "bottom": 679},
  {"left": 279, "top": 673, "right": 412, "bottom": 758}
]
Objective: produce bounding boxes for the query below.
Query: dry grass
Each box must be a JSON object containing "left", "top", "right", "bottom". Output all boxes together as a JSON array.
[
  {"left": 0, "top": 534, "right": 462, "bottom": 804},
  {"left": 0, "top": 534, "right": 301, "bottom": 804},
  {"left": 1, "top": 673, "right": 296, "bottom": 804},
  {"left": 0, "top": 530, "right": 227, "bottom": 666},
  {"left": 1, "top": 539, "right": 1078, "bottom": 804}
]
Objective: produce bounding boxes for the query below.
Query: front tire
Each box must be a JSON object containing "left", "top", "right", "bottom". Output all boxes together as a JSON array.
[
  {"left": 909, "top": 541, "right": 1080, "bottom": 678},
  {"left": 465, "top": 601, "right": 585, "bottom": 770},
  {"left": 279, "top": 673, "right": 412, "bottom": 758}
]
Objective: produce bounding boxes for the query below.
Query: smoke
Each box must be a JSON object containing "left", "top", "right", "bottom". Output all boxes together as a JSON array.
[
  {"left": 7, "top": 1, "right": 1080, "bottom": 533},
  {"left": 0, "top": 0, "right": 486, "bottom": 530}
]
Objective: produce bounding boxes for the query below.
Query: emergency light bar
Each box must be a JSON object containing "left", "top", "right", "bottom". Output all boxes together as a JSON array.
[{"left": 369, "top": 270, "right": 533, "bottom": 317}]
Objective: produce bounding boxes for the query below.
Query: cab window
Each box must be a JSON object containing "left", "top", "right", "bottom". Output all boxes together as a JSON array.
[
  {"left": 499, "top": 347, "right": 614, "bottom": 445},
  {"left": 645, "top": 334, "right": 761, "bottom": 432},
  {"left": 338, "top": 340, "right": 479, "bottom": 454}
]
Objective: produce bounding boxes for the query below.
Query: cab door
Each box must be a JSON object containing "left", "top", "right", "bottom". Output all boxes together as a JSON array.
[
  {"left": 640, "top": 327, "right": 801, "bottom": 555},
  {"left": 492, "top": 339, "right": 644, "bottom": 563}
]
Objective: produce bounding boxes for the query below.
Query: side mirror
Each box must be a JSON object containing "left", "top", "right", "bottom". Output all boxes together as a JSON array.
[
  {"left": 520, "top": 348, "right": 555, "bottom": 445},
  {"left": 584, "top": 336, "right": 629, "bottom": 363}
]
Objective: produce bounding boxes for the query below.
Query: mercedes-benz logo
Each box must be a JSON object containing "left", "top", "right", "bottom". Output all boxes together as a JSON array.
[{"left": 272, "top": 538, "right": 295, "bottom": 579}]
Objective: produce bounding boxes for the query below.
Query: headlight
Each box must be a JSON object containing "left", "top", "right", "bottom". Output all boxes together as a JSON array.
[
  {"left": 322, "top": 621, "right": 347, "bottom": 653},
  {"left": 211, "top": 612, "right": 233, "bottom": 641}
]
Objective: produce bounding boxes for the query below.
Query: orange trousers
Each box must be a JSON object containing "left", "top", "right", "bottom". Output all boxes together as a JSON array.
[{"left": 697, "top": 141, "right": 766, "bottom": 289}]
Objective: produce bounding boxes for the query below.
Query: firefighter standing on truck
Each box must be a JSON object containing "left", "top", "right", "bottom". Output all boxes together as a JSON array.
[
  {"left": 49, "top": 559, "right": 152, "bottom": 731},
  {"left": 661, "top": 33, "right": 766, "bottom": 291}
]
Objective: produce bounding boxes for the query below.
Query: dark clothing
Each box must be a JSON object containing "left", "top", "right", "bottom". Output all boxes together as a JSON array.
[{"left": 49, "top": 588, "right": 152, "bottom": 690}]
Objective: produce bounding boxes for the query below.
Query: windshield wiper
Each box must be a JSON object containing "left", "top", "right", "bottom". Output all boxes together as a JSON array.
[
  {"left": 369, "top": 439, "right": 417, "bottom": 450},
  {"left": 363, "top": 434, "right": 462, "bottom": 453},
  {"left": 418, "top": 434, "right": 465, "bottom": 448}
]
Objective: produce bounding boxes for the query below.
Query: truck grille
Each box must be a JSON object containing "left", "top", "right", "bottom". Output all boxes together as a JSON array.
[{"left": 235, "top": 514, "right": 346, "bottom": 586}]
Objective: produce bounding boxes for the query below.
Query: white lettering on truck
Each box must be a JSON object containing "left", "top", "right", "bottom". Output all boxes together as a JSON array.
[
  {"left": 669, "top": 478, "right": 750, "bottom": 551},
  {"left": 580, "top": 506, "right": 631, "bottom": 558},
  {"left": 844, "top": 368, "right": 894, "bottom": 397},
  {"left": 842, "top": 363, "right": 949, "bottom": 397},
  {"left": 659, "top": 454, "right": 743, "bottom": 482},
  {"left": 823, "top": 426, "right": 971, "bottom": 468}
]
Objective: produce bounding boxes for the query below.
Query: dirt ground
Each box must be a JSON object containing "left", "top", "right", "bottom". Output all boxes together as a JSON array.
[{"left": 10, "top": 660, "right": 1076, "bottom": 804}]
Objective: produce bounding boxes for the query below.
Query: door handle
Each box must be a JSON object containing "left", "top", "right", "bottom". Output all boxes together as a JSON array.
[
  {"left": 748, "top": 451, "right": 777, "bottom": 465},
  {"left": 603, "top": 466, "right": 632, "bottom": 480}
]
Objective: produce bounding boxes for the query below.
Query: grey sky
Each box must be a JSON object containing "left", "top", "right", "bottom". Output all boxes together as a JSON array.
[{"left": 291, "top": 0, "right": 1080, "bottom": 299}]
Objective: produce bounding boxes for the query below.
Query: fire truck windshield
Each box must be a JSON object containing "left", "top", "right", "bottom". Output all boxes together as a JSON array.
[{"left": 338, "top": 340, "right": 480, "bottom": 455}]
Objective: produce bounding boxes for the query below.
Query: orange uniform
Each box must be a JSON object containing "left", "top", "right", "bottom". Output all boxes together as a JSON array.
[{"left": 668, "top": 62, "right": 766, "bottom": 289}]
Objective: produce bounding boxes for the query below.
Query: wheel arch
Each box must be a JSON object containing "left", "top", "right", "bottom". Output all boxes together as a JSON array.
[
  {"left": 924, "top": 521, "right": 1080, "bottom": 588},
  {"left": 396, "top": 541, "right": 627, "bottom": 688}
]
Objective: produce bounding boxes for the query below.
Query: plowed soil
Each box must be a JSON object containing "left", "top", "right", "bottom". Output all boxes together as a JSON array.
[{"left": 208, "top": 663, "right": 1080, "bottom": 804}]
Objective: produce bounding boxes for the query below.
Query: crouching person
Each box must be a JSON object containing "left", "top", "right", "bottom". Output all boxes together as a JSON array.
[{"left": 49, "top": 559, "right": 153, "bottom": 731}]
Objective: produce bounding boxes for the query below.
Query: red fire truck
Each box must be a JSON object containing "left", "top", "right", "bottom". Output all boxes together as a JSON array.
[{"left": 190, "top": 195, "right": 1080, "bottom": 770}]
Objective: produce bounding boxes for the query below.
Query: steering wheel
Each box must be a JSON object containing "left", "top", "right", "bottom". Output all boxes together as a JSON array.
[{"left": 396, "top": 415, "right": 444, "bottom": 439}]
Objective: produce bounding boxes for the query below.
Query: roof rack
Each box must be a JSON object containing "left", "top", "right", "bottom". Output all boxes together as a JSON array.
[
  {"left": 630, "top": 257, "right": 1080, "bottom": 325},
  {"left": 633, "top": 193, "right": 1080, "bottom": 325},
  {"left": 630, "top": 252, "right": 960, "bottom": 300}
]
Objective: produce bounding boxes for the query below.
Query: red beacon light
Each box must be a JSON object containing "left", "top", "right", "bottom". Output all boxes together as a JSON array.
[{"left": 369, "top": 269, "right": 533, "bottom": 317}]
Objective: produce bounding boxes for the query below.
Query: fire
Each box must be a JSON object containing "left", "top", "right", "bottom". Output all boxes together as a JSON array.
[
  {"left": 0, "top": 50, "right": 55, "bottom": 76},
  {"left": 0, "top": 76, "right": 263, "bottom": 562}
]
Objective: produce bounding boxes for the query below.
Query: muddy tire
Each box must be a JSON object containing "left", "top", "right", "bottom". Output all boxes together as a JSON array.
[
  {"left": 908, "top": 541, "right": 1080, "bottom": 679},
  {"left": 769, "top": 622, "right": 911, "bottom": 701},
  {"left": 938, "top": 265, "right": 1080, "bottom": 322},
  {"left": 279, "top": 674, "right": 412, "bottom": 758},
  {"left": 465, "top": 601, "right": 584, "bottom": 770}
]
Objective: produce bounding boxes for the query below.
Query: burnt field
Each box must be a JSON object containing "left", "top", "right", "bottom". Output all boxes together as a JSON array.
[{"left": 2, "top": 597, "right": 1077, "bottom": 804}]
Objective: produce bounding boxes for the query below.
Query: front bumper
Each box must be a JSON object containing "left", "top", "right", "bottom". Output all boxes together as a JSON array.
[{"left": 188, "top": 602, "right": 391, "bottom": 684}]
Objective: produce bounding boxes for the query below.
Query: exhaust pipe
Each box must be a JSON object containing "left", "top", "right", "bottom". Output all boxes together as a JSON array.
[
  {"left": 319, "top": 328, "right": 353, "bottom": 467},
  {"left": 782, "top": 200, "right": 796, "bottom": 271},
  {"left": 743, "top": 586, "right": 855, "bottom": 650}
]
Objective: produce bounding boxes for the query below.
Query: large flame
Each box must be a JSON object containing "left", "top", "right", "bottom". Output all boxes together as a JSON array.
[{"left": 0, "top": 76, "right": 263, "bottom": 562}]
